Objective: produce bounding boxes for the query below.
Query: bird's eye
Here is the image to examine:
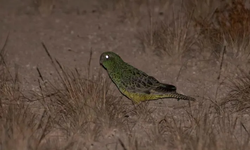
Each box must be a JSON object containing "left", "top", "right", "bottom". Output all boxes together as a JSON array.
[{"left": 105, "top": 55, "right": 109, "bottom": 59}]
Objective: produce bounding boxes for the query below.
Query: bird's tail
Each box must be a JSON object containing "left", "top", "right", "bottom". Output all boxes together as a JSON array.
[{"left": 163, "top": 92, "right": 196, "bottom": 101}]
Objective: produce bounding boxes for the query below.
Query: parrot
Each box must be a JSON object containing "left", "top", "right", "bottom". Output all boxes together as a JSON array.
[{"left": 100, "top": 51, "right": 195, "bottom": 103}]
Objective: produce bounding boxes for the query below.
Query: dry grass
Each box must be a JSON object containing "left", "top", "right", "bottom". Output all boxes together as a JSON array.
[
  {"left": 136, "top": 0, "right": 250, "bottom": 62},
  {"left": 136, "top": 14, "right": 198, "bottom": 58},
  {"left": 96, "top": 2, "right": 250, "bottom": 149},
  {"left": 129, "top": 1, "right": 200, "bottom": 59},
  {"left": 96, "top": 0, "right": 198, "bottom": 60},
  {"left": 221, "top": 71, "right": 250, "bottom": 112},
  {"left": 111, "top": 99, "right": 250, "bottom": 150},
  {"left": 157, "top": 101, "right": 250, "bottom": 150},
  {"left": 190, "top": 0, "right": 250, "bottom": 60},
  {"left": 0, "top": 38, "right": 249, "bottom": 150},
  {"left": 34, "top": 44, "right": 128, "bottom": 149},
  {"left": 1, "top": 1, "right": 250, "bottom": 150},
  {"left": 0, "top": 37, "right": 50, "bottom": 150}
]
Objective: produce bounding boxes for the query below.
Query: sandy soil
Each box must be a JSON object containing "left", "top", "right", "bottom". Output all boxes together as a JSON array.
[
  {"left": 1, "top": 0, "right": 249, "bottom": 149},
  {"left": 0, "top": 0, "right": 206, "bottom": 98}
]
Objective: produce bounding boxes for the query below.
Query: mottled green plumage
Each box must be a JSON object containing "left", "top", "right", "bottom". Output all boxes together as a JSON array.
[{"left": 100, "top": 51, "right": 195, "bottom": 103}]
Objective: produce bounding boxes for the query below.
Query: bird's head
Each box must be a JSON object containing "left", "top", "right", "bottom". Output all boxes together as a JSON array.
[{"left": 100, "top": 51, "right": 123, "bottom": 71}]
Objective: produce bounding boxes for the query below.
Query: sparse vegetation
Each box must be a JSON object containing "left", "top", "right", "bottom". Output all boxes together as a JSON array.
[
  {"left": 34, "top": 44, "right": 129, "bottom": 149},
  {"left": 136, "top": 14, "right": 198, "bottom": 58},
  {"left": 0, "top": 0, "right": 250, "bottom": 149},
  {"left": 0, "top": 38, "right": 50, "bottom": 150},
  {"left": 221, "top": 71, "right": 250, "bottom": 112},
  {"left": 134, "top": 0, "right": 250, "bottom": 61},
  {"left": 190, "top": 0, "right": 250, "bottom": 60}
]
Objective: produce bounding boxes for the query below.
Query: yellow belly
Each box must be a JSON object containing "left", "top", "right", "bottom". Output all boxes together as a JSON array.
[{"left": 121, "top": 89, "right": 164, "bottom": 103}]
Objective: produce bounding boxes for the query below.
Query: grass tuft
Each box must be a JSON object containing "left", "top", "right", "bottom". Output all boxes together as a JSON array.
[
  {"left": 0, "top": 38, "right": 50, "bottom": 150},
  {"left": 35, "top": 43, "right": 127, "bottom": 148},
  {"left": 137, "top": 13, "right": 198, "bottom": 58},
  {"left": 221, "top": 72, "right": 250, "bottom": 112},
  {"left": 191, "top": 0, "right": 250, "bottom": 59}
]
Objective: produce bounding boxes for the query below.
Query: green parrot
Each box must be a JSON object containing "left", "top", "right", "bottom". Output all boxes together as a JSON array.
[{"left": 100, "top": 51, "right": 195, "bottom": 103}]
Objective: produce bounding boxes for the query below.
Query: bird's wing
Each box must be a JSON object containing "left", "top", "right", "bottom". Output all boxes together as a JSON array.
[
  {"left": 149, "top": 83, "right": 177, "bottom": 94},
  {"left": 122, "top": 70, "right": 176, "bottom": 94}
]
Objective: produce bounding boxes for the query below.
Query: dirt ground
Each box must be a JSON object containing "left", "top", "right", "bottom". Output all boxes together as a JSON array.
[
  {"left": 1, "top": 0, "right": 250, "bottom": 150},
  {"left": 0, "top": 0, "right": 208, "bottom": 101}
]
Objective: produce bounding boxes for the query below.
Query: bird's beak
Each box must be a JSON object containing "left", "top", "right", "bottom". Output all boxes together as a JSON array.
[
  {"left": 100, "top": 55, "right": 104, "bottom": 66},
  {"left": 100, "top": 61, "right": 104, "bottom": 67},
  {"left": 100, "top": 58, "right": 106, "bottom": 69}
]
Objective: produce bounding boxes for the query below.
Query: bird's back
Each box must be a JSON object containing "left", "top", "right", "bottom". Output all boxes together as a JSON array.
[{"left": 108, "top": 62, "right": 179, "bottom": 103}]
